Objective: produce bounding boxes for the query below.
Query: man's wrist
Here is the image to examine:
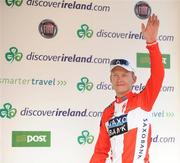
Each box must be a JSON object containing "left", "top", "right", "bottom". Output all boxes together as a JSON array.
[{"left": 146, "top": 40, "right": 157, "bottom": 46}]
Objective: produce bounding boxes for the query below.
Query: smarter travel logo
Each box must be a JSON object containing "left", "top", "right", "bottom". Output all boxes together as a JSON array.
[
  {"left": 77, "top": 130, "right": 94, "bottom": 145},
  {"left": 5, "top": 0, "right": 23, "bottom": 7},
  {"left": 151, "top": 110, "right": 175, "bottom": 118},
  {"left": 0, "top": 103, "right": 17, "bottom": 119},
  {"left": 12, "top": 131, "right": 51, "bottom": 147},
  {"left": 0, "top": 78, "right": 67, "bottom": 87},
  {"left": 5, "top": 47, "right": 23, "bottom": 63}
]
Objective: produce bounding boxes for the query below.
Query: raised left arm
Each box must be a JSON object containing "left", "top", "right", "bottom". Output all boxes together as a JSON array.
[
  {"left": 141, "top": 13, "right": 159, "bottom": 43},
  {"left": 136, "top": 14, "right": 164, "bottom": 111}
]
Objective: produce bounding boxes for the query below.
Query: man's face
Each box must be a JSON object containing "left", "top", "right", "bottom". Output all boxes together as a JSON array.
[{"left": 110, "top": 66, "right": 136, "bottom": 97}]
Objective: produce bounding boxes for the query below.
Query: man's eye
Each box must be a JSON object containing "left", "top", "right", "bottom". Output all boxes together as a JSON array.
[
  {"left": 113, "top": 74, "right": 118, "bottom": 77},
  {"left": 122, "top": 74, "right": 127, "bottom": 77}
]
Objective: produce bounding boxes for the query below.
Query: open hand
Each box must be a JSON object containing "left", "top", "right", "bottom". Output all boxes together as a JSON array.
[{"left": 141, "top": 14, "right": 159, "bottom": 43}]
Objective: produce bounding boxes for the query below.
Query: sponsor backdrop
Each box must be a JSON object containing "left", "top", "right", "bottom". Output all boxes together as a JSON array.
[{"left": 0, "top": 0, "right": 180, "bottom": 163}]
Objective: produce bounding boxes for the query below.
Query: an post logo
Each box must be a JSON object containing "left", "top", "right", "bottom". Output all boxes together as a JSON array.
[
  {"left": 77, "top": 130, "right": 94, "bottom": 145},
  {"left": 5, "top": 0, "right": 23, "bottom": 7},
  {"left": 5, "top": 47, "right": 23, "bottom": 63},
  {"left": 137, "top": 53, "right": 170, "bottom": 69},
  {"left": 77, "top": 24, "right": 93, "bottom": 39},
  {"left": 77, "top": 77, "right": 93, "bottom": 92},
  {"left": 12, "top": 131, "right": 51, "bottom": 147},
  {"left": 0, "top": 103, "right": 17, "bottom": 119}
]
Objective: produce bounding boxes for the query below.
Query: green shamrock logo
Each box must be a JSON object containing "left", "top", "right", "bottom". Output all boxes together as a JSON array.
[
  {"left": 5, "top": 47, "right": 23, "bottom": 63},
  {"left": 0, "top": 103, "right": 17, "bottom": 119},
  {"left": 77, "top": 77, "right": 93, "bottom": 92},
  {"left": 77, "top": 130, "right": 94, "bottom": 145},
  {"left": 77, "top": 24, "right": 93, "bottom": 39},
  {"left": 5, "top": 0, "right": 23, "bottom": 7}
]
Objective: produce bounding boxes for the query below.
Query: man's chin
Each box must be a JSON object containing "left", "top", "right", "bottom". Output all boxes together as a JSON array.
[{"left": 116, "top": 90, "right": 128, "bottom": 95}]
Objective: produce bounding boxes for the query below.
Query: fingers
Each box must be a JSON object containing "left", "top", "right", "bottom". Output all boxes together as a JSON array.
[
  {"left": 141, "top": 13, "right": 159, "bottom": 42},
  {"left": 151, "top": 14, "right": 159, "bottom": 26},
  {"left": 146, "top": 15, "right": 152, "bottom": 27},
  {"left": 141, "top": 23, "right": 145, "bottom": 33}
]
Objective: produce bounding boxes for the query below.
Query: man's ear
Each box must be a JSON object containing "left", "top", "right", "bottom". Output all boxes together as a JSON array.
[
  {"left": 110, "top": 74, "right": 112, "bottom": 83},
  {"left": 110, "top": 74, "right": 114, "bottom": 90},
  {"left": 132, "top": 73, "right": 137, "bottom": 84}
]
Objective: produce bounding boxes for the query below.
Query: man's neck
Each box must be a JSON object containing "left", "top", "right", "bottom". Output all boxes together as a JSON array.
[
  {"left": 116, "top": 90, "right": 131, "bottom": 98},
  {"left": 115, "top": 91, "right": 133, "bottom": 103}
]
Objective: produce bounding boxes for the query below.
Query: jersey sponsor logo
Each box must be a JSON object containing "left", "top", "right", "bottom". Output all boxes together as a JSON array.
[
  {"left": 137, "top": 118, "right": 149, "bottom": 159},
  {"left": 107, "top": 114, "right": 128, "bottom": 138}
]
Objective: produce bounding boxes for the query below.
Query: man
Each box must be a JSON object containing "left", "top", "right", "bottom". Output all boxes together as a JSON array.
[{"left": 90, "top": 14, "right": 164, "bottom": 163}]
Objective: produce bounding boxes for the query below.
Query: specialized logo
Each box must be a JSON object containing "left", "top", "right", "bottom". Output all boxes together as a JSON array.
[
  {"left": 107, "top": 114, "right": 128, "bottom": 138},
  {"left": 77, "top": 77, "right": 93, "bottom": 92},
  {"left": 5, "top": 0, "right": 23, "bottom": 7},
  {"left": 12, "top": 131, "right": 51, "bottom": 147},
  {"left": 5, "top": 47, "right": 23, "bottom": 63},
  {"left": 38, "top": 19, "right": 58, "bottom": 39},
  {"left": 77, "top": 130, "right": 94, "bottom": 145},
  {"left": 0, "top": 103, "right": 17, "bottom": 119},
  {"left": 134, "top": 1, "right": 151, "bottom": 19},
  {"left": 137, "top": 53, "right": 170, "bottom": 69},
  {"left": 77, "top": 24, "right": 93, "bottom": 39}
]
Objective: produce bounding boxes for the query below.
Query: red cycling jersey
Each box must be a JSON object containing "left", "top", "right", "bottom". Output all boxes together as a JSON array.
[{"left": 90, "top": 43, "right": 164, "bottom": 163}]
